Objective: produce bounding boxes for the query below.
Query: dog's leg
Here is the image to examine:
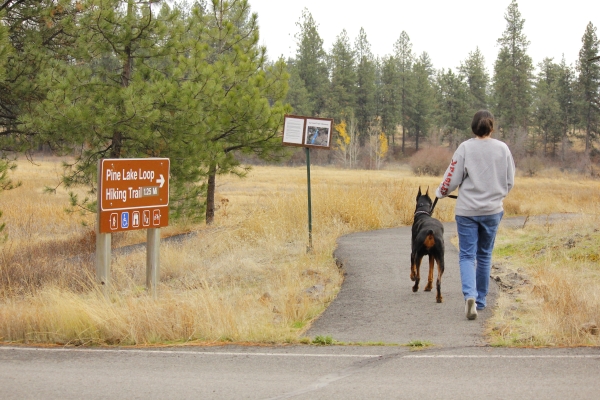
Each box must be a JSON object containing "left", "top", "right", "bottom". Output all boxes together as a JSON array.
[
  {"left": 424, "top": 255, "right": 434, "bottom": 291},
  {"left": 412, "top": 255, "right": 422, "bottom": 292},
  {"left": 410, "top": 252, "right": 417, "bottom": 282},
  {"left": 436, "top": 256, "right": 445, "bottom": 303}
]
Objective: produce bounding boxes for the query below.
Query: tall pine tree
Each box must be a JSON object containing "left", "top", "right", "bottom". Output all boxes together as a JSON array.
[
  {"left": 24, "top": 0, "right": 189, "bottom": 214},
  {"left": 556, "top": 56, "right": 575, "bottom": 159},
  {"left": 23, "top": 0, "right": 289, "bottom": 224},
  {"left": 354, "top": 27, "right": 376, "bottom": 144},
  {"left": 379, "top": 55, "right": 399, "bottom": 145},
  {"left": 192, "top": 1, "right": 290, "bottom": 223},
  {"left": 393, "top": 31, "right": 414, "bottom": 153},
  {"left": 0, "top": 0, "right": 77, "bottom": 137},
  {"left": 294, "top": 8, "right": 328, "bottom": 116},
  {"left": 493, "top": 0, "right": 533, "bottom": 143},
  {"left": 459, "top": 47, "right": 489, "bottom": 113},
  {"left": 435, "top": 68, "right": 470, "bottom": 148},
  {"left": 285, "top": 58, "right": 312, "bottom": 116},
  {"left": 327, "top": 29, "right": 356, "bottom": 123},
  {"left": 0, "top": 16, "right": 18, "bottom": 232},
  {"left": 533, "top": 58, "right": 562, "bottom": 156},
  {"left": 409, "top": 52, "right": 434, "bottom": 151},
  {"left": 576, "top": 22, "right": 600, "bottom": 152}
]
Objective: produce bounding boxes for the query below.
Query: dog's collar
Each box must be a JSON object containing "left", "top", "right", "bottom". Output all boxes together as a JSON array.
[{"left": 414, "top": 210, "right": 431, "bottom": 217}]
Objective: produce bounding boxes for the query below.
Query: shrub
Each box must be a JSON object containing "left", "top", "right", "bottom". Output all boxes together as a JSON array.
[
  {"left": 519, "top": 155, "right": 545, "bottom": 177},
  {"left": 408, "top": 147, "right": 453, "bottom": 176}
]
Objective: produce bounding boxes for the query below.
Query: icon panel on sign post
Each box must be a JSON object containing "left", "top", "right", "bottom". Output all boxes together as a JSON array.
[
  {"left": 153, "top": 209, "right": 161, "bottom": 226},
  {"left": 132, "top": 211, "right": 140, "bottom": 228},
  {"left": 121, "top": 212, "right": 129, "bottom": 229},
  {"left": 143, "top": 210, "right": 151, "bottom": 227},
  {"left": 110, "top": 213, "right": 119, "bottom": 230}
]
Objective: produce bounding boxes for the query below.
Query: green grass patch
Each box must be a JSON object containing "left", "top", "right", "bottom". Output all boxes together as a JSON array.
[
  {"left": 404, "top": 340, "right": 434, "bottom": 350},
  {"left": 304, "top": 335, "right": 400, "bottom": 346},
  {"left": 292, "top": 321, "right": 306, "bottom": 330},
  {"left": 312, "top": 335, "right": 334, "bottom": 345}
]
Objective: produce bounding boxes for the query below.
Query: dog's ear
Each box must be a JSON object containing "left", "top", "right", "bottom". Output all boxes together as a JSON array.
[
  {"left": 425, "top": 186, "right": 430, "bottom": 198},
  {"left": 417, "top": 186, "right": 422, "bottom": 200}
]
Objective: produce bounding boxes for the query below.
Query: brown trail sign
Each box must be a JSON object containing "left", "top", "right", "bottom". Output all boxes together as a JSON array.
[
  {"left": 96, "top": 158, "right": 170, "bottom": 297},
  {"left": 99, "top": 158, "right": 170, "bottom": 233}
]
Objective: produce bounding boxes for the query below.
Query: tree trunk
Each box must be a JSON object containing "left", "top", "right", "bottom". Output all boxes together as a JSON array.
[
  {"left": 112, "top": 1, "right": 133, "bottom": 159},
  {"left": 401, "top": 125, "right": 405, "bottom": 154},
  {"left": 415, "top": 129, "right": 419, "bottom": 151},
  {"left": 206, "top": 163, "right": 217, "bottom": 225},
  {"left": 110, "top": 44, "right": 130, "bottom": 157},
  {"left": 110, "top": 131, "right": 122, "bottom": 158},
  {"left": 586, "top": 104, "right": 592, "bottom": 152}
]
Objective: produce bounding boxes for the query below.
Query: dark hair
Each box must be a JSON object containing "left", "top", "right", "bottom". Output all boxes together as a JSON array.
[{"left": 471, "top": 110, "right": 494, "bottom": 137}]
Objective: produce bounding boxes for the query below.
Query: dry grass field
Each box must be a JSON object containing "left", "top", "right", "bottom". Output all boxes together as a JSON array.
[
  {"left": 1, "top": 157, "right": 599, "bottom": 347},
  {"left": 488, "top": 215, "right": 600, "bottom": 347}
]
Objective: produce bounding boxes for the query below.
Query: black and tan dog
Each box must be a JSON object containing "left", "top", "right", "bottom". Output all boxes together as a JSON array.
[{"left": 410, "top": 187, "right": 445, "bottom": 303}]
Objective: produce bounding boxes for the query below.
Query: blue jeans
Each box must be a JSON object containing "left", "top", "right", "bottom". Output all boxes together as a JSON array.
[{"left": 455, "top": 212, "right": 503, "bottom": 309}]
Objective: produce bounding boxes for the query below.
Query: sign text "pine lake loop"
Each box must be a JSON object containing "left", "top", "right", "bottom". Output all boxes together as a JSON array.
[{"left": 105, "top": 168, "right": 156, "bottom": 182}]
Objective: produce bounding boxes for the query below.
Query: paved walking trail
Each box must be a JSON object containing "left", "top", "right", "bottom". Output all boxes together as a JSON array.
[{"left": 307, "top": 216, "right": 540, "bottom": 347}]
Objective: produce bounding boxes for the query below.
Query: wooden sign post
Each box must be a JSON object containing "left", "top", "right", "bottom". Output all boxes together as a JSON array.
[
  {"left": 282, "top": 115, "right": 333, "bottom": 252},
  {"left": 96, "top": 158, "right": 170, "bottom": 297}
]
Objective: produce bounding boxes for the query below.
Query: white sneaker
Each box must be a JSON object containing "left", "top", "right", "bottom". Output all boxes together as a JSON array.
[{"left": 465, "top": 298, "right": 477, "bottom": 320}]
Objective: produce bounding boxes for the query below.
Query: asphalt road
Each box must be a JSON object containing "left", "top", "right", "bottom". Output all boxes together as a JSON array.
[
  {"left": 2, "top": 345, "right": 599, "bottom": 399},
  {"left": 1, "top": 215, "right": 599, "bottom": 399}
]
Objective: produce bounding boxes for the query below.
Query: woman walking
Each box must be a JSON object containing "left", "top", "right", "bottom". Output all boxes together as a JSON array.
[{"left": 436, "top": 110, "right": 515, "bottom": 320}]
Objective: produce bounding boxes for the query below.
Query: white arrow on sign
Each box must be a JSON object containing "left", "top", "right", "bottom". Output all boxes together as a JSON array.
[{"left": 156, "top": 174, "right": 165, "bottom": 188}]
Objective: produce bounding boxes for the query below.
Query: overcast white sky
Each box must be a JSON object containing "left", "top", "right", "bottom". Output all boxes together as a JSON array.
[{"left": 249, "top": 0, "right": 599, "bottom": 74}]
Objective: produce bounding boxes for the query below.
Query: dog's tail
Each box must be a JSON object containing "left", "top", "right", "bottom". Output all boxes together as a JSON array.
[{"left": 424, "top": 230, "right": 435, "bottom": 249}]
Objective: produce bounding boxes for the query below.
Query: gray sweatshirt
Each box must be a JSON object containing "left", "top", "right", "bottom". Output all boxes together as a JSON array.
[{"left": 435, "top": 138, "right": 515, "bottom": 216}]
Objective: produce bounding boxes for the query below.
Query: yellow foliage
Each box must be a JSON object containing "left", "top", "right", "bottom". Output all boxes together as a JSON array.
[
  {"left": 378, "top": 132, "right": 388, "bottom": 159},
  {"left": 334, "top": 120, "right": 350, "bottom": 148}
]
